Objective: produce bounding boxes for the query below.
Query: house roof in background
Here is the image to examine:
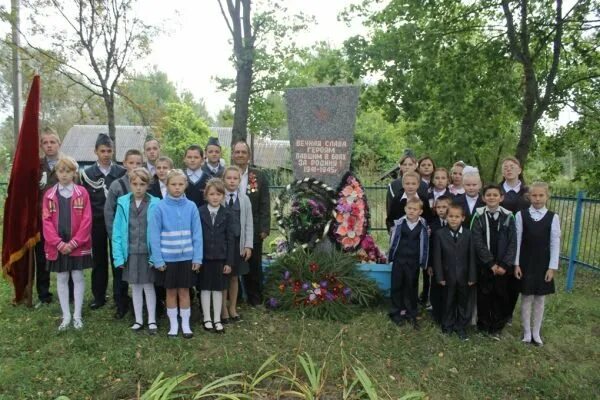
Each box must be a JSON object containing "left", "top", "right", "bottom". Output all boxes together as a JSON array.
[
  {"left": 62, "top": 124, "right": 290, "bottom": 169},
  {"left": 61, "top": 125, "right": 150, "bottom": 162}
]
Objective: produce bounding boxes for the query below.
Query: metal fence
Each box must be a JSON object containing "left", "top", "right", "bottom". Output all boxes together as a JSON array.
[
  {"left": 0, "top": 183, "right": 597, "bottom": 291},
  {"left": 269, "top": 186, "right": 600, "bottom": 291}
]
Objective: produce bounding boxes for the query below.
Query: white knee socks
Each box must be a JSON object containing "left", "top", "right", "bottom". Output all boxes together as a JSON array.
[
  {"left": 532, "top": 295, "right": 546, "bottom": 344},
  {"left": 71, "top": 270, "right": 84, "bottom": 321},
  {"left": 143, "top": 284, "right": 157, "bottom": 325},
  {"left": 521, "top": 295, "right": 534, "bottom": 342},
  {"left": 132, "top": 284, "right": 144, "bottom": 324},
  {"left": 180, "top": 308, "right": 192, "bottom": 334},
  {"left": 56, "top": 272, "right": 71, "bottom": 322},
  {"left": 201, "top": 290, "right": 211, "bottom": 321},
  {"left": 167, "top": 307, "right": 179, "bottom": 335},
  {"left": 521, "top": 295, "right": 546, "bottom": 344},
  {"left": 212, "top": 291, "right": 223, "bottom": 323}
]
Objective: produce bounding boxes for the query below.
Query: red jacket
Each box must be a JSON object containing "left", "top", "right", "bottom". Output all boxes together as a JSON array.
[{"left": 42, "top": 184, "right": 92, "bottom": 261}]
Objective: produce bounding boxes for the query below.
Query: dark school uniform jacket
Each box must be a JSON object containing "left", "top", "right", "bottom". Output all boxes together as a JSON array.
[
  {"left": 388, "top": 216, "right": 429, "bottom": 268},
  {"left": 432, "top": 226, "right": 477, "bottom": 286},
  {"left": 453, "top": 193, "right": 485, "bottom": 229},
  {"left": 470, "top": 206, "right": 517, "bottom": 274},
  {"left": 199, "top": 205, "right": 235, "bottom": 265},
  {"left": 80, "top": 163, "right": 126, "bottom": 219},
  {"left": 201, "top": 162, "right": 225, "bottom": 178},
  {"left": 245, "top": 167, "right": 270, "bottom": 242},
  {"left": 500, "top": 183, "right": 530, "bottom": 214},
  {"left": 185, "top": 172, "right": 209, "bottom": 208},
  {"left": 148, "top": 179, "right": 164, "bottom": 199}
]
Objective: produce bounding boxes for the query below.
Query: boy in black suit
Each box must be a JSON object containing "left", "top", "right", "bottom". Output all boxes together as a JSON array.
[
  {"left": 388, "top": 197, "right": 429, "bottom": 329},
  {"left": 453, "top": 166, "right": 484, "bottom": 228},
  {"left": 202, "top": 137, "right": 225, "bottom": 178},
  {"left": 471, "top": 184, "right": 517, "bottom": 339},
  {"left": 183, "top": 145, "right": 209, "bottom": 208},
  {"left": 426, "top": 195, "right": 451, "bottom": 324},
  {"left": 432, "top": 203, "right": 477, "bottom": 340}
]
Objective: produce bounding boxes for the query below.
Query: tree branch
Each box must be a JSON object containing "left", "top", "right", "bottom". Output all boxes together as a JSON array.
[
  {"left": 536, "top": 0, "right": 563, "bottom": 117},
  {"left": 217, "top": 0, "right": 235, "bottom": 37},
  {"left": 501, "top": 0, "right": 525, "bottom": 63}
]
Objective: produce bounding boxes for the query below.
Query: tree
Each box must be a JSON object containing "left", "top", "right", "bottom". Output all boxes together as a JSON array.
[
  {"left": 159, "top": 102, "right": 211, "bottom": 168},
  {"left": 217, "top": 0, "right": 310, "bottom": 147},
  {"left": 21, "top": 0, "right": 157, "bottom": 149},
  {"left": 344, "top": 0, "right": 600, "bottom": 168},
  {"left": 216, "top": 105, "right": 234, "bottom": 127}
]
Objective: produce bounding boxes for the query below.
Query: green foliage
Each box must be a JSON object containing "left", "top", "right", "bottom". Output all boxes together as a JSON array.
[
  {"left": 264, "top": 248, "right": 382, "bottom": 321},
  {"left": 159, "top": 102, "right": 211, "bottom": 168}
]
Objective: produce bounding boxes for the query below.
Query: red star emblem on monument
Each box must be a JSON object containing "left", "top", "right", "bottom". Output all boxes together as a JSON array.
[{"left": 313, "top": 106, "right": 330, "bottom": 123}]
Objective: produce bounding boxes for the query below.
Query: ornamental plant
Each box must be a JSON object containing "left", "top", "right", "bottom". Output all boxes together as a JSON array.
[{"left": 264, "top": 248, "right": 381, "bottom": 321}]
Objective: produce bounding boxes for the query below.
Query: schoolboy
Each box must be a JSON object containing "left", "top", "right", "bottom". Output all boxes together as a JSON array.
[
  {"left": 432, "top": 203, "right": 477, "bottom": 340},
  {"left": 470, "top": 184, "right": 517, "bottom": 339},
  {"left": 388, "top": 197, "right": 429, "bottom": 329},
  {"left": 183, "top": 145, "right": 208, "bottom": 207}
]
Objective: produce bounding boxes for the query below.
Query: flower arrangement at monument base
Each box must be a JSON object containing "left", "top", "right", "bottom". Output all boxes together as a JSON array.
[
  {"left": 356, "top": 234, "right": 387, "bottom": 264},
  {"left": 264, "top": 248, "right": 381, "bottom": 321}
]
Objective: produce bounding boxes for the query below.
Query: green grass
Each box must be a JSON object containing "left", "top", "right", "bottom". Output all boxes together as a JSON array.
[{"left": 0, "top": 266, "right": 599, "bottom": 399}]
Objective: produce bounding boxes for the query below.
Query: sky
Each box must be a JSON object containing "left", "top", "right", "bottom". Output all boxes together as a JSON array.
[{"left": 1, "top": 0, "right": 368, "bottom": 118}]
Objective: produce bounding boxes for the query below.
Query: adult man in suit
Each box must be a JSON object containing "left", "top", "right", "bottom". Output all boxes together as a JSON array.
[
  {"left": 80, "top": 133, "right": 126, "bottom": 309},
  {"left": 232, "top": 140, "right": 270, "bottom": 306},
  {"left": 34, "top": 127, "right": 61, "bottom": 306}
]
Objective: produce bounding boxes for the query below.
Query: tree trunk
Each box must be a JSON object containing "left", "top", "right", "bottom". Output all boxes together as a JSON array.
[
  {"left": 231, "top": 60, "right": 252, "bottom": 149},
  {"left": 515, "top": 63, "right": 538, "bottom": 168},
  {"left": 104, "top": 93, "right": 117, "bottom": 161}
]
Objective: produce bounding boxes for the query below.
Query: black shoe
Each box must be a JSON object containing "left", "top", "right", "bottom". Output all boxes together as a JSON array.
[
  {"left": 115, "top": 309, "right": 127, "bottom": 319},
  {"left": 167, "top": 333, "right": 178, "bottom": 339},
  {"left": 182, "top": 332, "right": 194, "bottom": 339},
  {"left": 457, "top": 329, "right": 469, "bottom": 341},
  {"left": 230, "top": 315, "right": 242, "bottom": 322},
  {"left": 531, "top": 338, "right": 543, "bottom": 347},
  {"left": 130, "top": 322, "right": 144, "bottom": 332},
  {"left": 410, "top": 319, "right": 420, "bottom": 330},
  {"left": 90, "top": 300, "right": 106, "bottom": 309},
  {"left": 148, "top": 323, "right": 158, "bottom": 335}
]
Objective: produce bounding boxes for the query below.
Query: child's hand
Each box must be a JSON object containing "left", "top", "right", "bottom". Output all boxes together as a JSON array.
[
  {"left": 223, "top": 265, "right": 232, "bottom": 274},
  {"left": 157, "top": 265, "right": 166, "bottom": 272},
  {"left": 243, "top": 248, "right": 252, "bottom": 261},
  {"left": 545, "top": 269, "right": 554, "bottom": 282},
  {"left": 491, "top": 265, "right": 498, "bottom": 275},
  {"left": 468, "top": 281, "right": 475, "bottom": 286},
  {"left": 439, "top": 280, "right": 446, "bottom": 286},
  {"left": 192, "top": 263, "right": 201, "bottom": 272},
  {"left": 427, "top": 267, "right": 433, "bottom": 277},
  {"left": 496, "top": 266, "right": 506, "bottom": 276},
  {"left": 514, "top": 265, "right": 522, "bottom": 279}
]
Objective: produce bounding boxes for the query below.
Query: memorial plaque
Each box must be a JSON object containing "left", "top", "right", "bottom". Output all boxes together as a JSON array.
[{"left": 285, "top": 86, "right": 360, "bottom": 187}]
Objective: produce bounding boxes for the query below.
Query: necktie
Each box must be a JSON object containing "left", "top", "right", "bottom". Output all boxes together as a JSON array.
[
  {"left": 228, "top": 193, "right": 234, "bottom": 207},
  {"left": 487, "top": 211, "right": 499, "bottom": 221},
  {"left": 210, "top": 211, "right": 217, "bottom": 225}
]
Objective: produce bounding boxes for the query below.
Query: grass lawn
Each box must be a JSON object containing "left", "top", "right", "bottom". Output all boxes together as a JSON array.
[{"left": 0, "top": 267, "right": 599, "bottom": 399}]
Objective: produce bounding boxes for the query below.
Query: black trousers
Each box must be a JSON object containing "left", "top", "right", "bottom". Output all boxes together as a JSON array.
[
  {"left": 390, "top": 261, "right": 420, "bottom": 320},
  {"left": 420, "top": 272, "right": 431, "bottom": 303},
  {"left": 477, "top": 274, "right": 510, "bottom": 333},
  {"left": 506, "top": 274, "right": 520, "bottom": 320},
  {"left": 91, "top": 217, "right": 128, "bottom": 310},
  {"left": 442, "top": 284, "right": 471, "bottom": 331},
  {"left": 245, "top": 239, "right": 264, "bottom": 306},
  {"left": 430, "top": 281, "right": 443, "bottom": 325},
  {"left": 34, "top": 236, "right": 52, "bottom": 302}
]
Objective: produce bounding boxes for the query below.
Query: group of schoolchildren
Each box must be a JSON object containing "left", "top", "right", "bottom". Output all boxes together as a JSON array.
[
  {"left": 39, "top": 131, "right": 255, "bottom": 338},
  {"left": 386, "top": 155, "right": 561, "bottom": 345}
]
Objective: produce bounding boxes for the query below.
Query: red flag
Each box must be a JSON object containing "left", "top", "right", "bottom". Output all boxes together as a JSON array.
[{"left": 2, "top": 75, "right": 41, "bottom": 305}]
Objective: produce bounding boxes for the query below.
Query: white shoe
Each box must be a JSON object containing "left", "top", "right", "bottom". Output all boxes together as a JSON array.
[
  {"left": 58, "top": 318, "right": 71, "bottom": 331},
  {"left": 73, "top": 318, "right": 83, "bottom": 330}
]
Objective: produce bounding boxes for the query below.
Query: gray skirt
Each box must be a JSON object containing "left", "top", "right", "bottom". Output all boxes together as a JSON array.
[{"left": 122, "top": 254, "right": 155, "bottom": 284}]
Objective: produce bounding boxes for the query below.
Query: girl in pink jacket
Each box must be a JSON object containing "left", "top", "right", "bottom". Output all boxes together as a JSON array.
[{"left": 42, "top": 157, "right": 92, "bottom": 331}]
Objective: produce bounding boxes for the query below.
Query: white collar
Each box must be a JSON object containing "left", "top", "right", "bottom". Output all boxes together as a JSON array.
[
  {"left": 226, "top": 190, "right": 237, "bottom": 197},
  {"left": 59, "top": 183, "right": 74, "bottom": 192},
  {"left": 186, "top": 168, "right": 202, "bottom": 176},
  {"left": 207, "top": 204, "right": 220, "bottom": 213},
  {"left": 529, "top": 206, "right": 547, "bottom": 214},
  {"left": 97, "top": 162, "right": 112, "bottom": 174},
  {"left": 449, "top": 226, "right": 463, "bottom": 234},
  {"left": 401, "top": 192, "right": 418, "bottom": 201},
  {"left": 503, "top": 180, "right": 521, "bottom": 193}
]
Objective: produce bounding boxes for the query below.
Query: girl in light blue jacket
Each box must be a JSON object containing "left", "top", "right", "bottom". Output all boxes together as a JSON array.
[{"left": 112, "top": 168, "right": 160, "bottom": 334}]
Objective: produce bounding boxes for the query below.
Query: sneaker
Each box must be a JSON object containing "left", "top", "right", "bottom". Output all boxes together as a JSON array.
[
  {"left": 490, "top": 332, "right": 501, "bottom": 341},
  {"left": 58, "top": 318, "right": 71, "bottom": 331},
  {"left": 73, "top": 318, "right": 83, "bottom": 330}
]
